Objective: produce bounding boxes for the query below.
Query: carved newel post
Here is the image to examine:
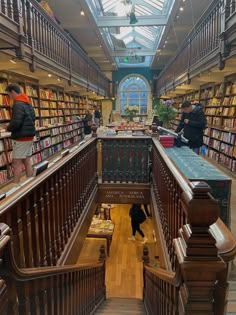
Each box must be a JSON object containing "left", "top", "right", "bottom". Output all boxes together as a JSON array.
[{"left": 174, "top": 182, "right": 226, "bottom": 315}]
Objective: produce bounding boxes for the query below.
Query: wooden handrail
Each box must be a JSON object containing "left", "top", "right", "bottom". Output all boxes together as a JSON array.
[
  {"left": 210, "top": 218, "right": 236, "bottom": 262},
  {"left": 0, "top": 139, "right": 98, "bottom": 268},
  {"left": 0, "top": 138, "right": 95, "bottom": 214},
  {"left": 152, "top": 139, "right": 191, "bottom": 194},
  {"left": 150, "top": 139, "right": 235, "bottom": 314},
  {"left": 144, "top": 266, "right": 181, "bottom": 287}
]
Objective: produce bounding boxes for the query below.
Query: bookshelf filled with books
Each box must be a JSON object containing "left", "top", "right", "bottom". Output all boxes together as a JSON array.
[
  {"left": 199, "top": 80, "right": 236, "bottom": 173},
  {"left": 0, "top": 74, "right": 91, "bottom": 185},
  {"left": 168, "top": 79, "right": 236, "bottom": 173}
]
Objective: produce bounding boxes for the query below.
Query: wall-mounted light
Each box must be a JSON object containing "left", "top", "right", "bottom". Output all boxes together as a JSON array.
[
  {"left": 48, "top": 73, "right": 52, "bottom": 77},
  {"left": 80, "top": 10, "right": 85, "bottom": 16},
  {"left": 10, "top": 57, "right": 17, "bottom": 64}
]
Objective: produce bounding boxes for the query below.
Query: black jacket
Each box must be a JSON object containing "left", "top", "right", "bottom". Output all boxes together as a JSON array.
[
  {"left": 7, "top": 96, "right": 36, "bottom": 139},
  {"left": 175, "top": 104, "right": 206, "bottom": 148},
  {"left": 129, "top": 204, "right": 146, "bottom": 224}
]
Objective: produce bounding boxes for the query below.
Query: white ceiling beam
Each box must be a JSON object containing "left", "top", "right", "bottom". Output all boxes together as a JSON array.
[{"left": 96, "top": 15, "right": 168, "bottom": 27}]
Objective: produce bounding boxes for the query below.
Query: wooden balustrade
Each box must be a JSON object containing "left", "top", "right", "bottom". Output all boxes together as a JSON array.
[
  {"left": 143, "top": 266, "right": 180, "bottom": 315},
  {"left": 0, "top": 0, "right": 109, "bottom": 94},
  {"left": 150, "top": 139, "right": 236, "bottom": 314},
  {"left": 152, "top": 140, "right": 188, "bottom": 269},
  {"left": 1, "top": 224, "right": 106, "bottom": 315},
  {"left": 4, "top": 262, "right": 106, "bottom": 315},
  {"left": 157, "top": 0, "right": 224, "bottom": 93},
  {"left": 0, "top": 140, "right": 97, "bottom": 269},
  {"left": 100, "top": 136, "right": 151, "bottom": 183},
  {"left": 0, "top": 223, "right": 10, "bottom": 315}
]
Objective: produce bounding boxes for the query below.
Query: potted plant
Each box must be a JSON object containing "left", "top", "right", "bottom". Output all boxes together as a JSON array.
[
  {"left": 124, "top": 105, "right": 139, "bottom": 121},
  {"left": 153, "top": 99, "right": 177, "bottom": 128}
]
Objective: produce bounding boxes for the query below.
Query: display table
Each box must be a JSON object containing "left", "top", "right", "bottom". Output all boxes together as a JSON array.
[
  {"left": 87, "top": 218, "right": 115, "bottom": 256},
  {"left": 165, "top": 146, "right": 231, "bottom": 226}
]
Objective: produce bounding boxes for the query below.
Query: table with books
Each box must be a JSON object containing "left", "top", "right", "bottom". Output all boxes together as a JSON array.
[
  {"left": 87, "top": 218, "right": 115, "bottom": 256},
  {"left": 164, "top": 146, "right": 231, "bottom": 226}
]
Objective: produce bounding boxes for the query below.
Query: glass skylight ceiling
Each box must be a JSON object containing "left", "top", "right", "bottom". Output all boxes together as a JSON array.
[{"left": 87, "top": 0, "right": 175, "bottom": 67}]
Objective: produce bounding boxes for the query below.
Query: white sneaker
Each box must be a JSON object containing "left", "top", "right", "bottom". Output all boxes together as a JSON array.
[
  {"left": 141, "top": 237, "right": 148, "bottom": 244},
  {"left": 128, "top": 236, "right": 135, "bottom": 241}
]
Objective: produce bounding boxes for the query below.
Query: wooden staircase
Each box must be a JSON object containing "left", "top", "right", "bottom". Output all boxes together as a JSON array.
[{"left": 94, "top": 298, "right": 146, "bottom": 315}]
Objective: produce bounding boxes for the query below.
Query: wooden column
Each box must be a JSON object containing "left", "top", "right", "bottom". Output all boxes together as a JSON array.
[{"left": 174, "top": 182, "right": 226, "bottom": 315}]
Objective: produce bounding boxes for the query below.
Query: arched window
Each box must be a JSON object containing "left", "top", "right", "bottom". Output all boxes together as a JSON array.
[{"left": 119, "top": 75, "right": 149, "bottom": 114}]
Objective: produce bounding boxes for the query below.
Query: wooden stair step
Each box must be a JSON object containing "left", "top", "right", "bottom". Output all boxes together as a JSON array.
[{"left": 95, "top": 298, "right": 146, "bottom": 315}]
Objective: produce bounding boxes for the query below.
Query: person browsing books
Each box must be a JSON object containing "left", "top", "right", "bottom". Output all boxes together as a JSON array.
[
  {"left": 6, "top": 84, "right": 36, "bottom": 184},
  {"left": 175, "top": 100, "right": 206, "bottom": 154}
]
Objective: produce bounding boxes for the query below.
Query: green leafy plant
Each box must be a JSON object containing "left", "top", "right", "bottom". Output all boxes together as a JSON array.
[{"left": 153, "top": 99, "right": 177, "bottom": 128}]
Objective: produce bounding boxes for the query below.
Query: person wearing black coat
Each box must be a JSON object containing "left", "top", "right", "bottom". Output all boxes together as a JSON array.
[
  {"left": 83, "top": 110, "right": 93, "bottom": 135},
  {"left": 6, "top": 84, "right": 35, "bottom": 183},
  {"left": 175, "top": 100, "right": 207, "bottom": 154},
  {"left": 128, "top": 204, "right": 147, "bottom": 244}
]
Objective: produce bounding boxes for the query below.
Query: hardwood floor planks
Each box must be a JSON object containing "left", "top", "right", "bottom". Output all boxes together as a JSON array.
[{"left": 78, "top": 204, "right": 157, "bottom": 299}]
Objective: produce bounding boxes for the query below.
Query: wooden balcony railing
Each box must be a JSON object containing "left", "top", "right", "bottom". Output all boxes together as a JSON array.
[
  {"left": 0, "top": 223, "right": 10, "bottom": 315},
  {"left": 0, "top": 139, "right": 97, "bottom": 269},
  {"left": 99, "top": 136, "right": 152, "bottom": 183},
  {"left": 157, "top": 0, "right": 224, "bottom": 93},
  {"left": 0, "top": 136, "right": 235, "bottom": 314},
  {"left": 0, "top": 0, "right": 109, "bottom": 95},
  {"left": 143, "top": 263, "right": 180, "bottom": 315},
  {"left": 146, "top": 139, "right": 236, "bottom": 315},
  {"left": 0, "top": 222, "right": 106, "bottom": 315}
]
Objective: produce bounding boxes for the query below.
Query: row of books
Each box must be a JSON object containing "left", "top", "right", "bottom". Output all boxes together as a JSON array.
[
  {"left": 41, "top": 117, "right": 64, "bottom": 126},
  {"left": 0, "top": 94, "right": 10, "bottom": 105},
  {"left": 202, "top": 98, "right": 221, "bottom": 106},
  {"left": 40, "top": 110, "right": 64, "bottom": 117},
  {"left": 205, "top": 107, "right": 222, "bottom": 115},
  {"left": 223, "top": 118, "right": 236, "bottom": 128},
  {"left": 222, "top": 96, "right": 236, "bottom": 105},
  {"left": 200, "top": 88, "right": 214, "bottom": 99},
  {"left": 40, "top": 89, "right": 57, "bottom": 100},
  {"left": 0, "top": 151, "right": 12, "bottom": 167},
  {"left": 225, "top": 82, "right": 236, "bottom": 95},
  {"left": 222, "top": 107, "right": 235, "bottom": 116},
  {"left": 0, "top": 167, "right": 13, "bottom": 185},
  {"left": 206, "top": 116, "right": 222, "bottom": 126},
  {"left": 0, "top": 109, "right": 11, "bottom": 120}
]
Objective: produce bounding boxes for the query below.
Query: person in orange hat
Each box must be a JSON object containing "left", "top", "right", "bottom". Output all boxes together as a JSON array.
[{"left": 6, "top": 84, "right": 36, "bottom": 183}]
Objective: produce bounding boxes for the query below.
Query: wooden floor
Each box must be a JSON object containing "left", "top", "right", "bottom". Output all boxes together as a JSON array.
[
  {"left": 78, "top": 173, "right": 236, "bottom": 302},
  {"left": 78, "top": 204, "right": 159, "bottom": 299}
]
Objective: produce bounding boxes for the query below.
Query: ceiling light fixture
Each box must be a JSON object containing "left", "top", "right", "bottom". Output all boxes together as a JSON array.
[
  {"left": 180, "top": 7, "right": 184, "bottom": 11},
  {"left": 80, "top": 10, "right": 85, "bottom": 16},
  {"left": 10, "top": 57, "right": 17, "bottom": 64},
  {"left": 48, "top": 73, "right": 52, "bottom": 77}
]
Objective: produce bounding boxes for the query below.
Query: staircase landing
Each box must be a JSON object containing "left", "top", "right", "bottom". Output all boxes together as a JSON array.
[{"left": 95, "top": 298, "right": 146, "bottom": 315}]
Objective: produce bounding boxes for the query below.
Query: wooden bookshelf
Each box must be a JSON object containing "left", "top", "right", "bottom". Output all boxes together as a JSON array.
[
  {"left": 199, "top": 80, "right": 236, "bottom": 173},
  {"left": 0, "top": 74, "right": 92, "bottom": 185}
]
